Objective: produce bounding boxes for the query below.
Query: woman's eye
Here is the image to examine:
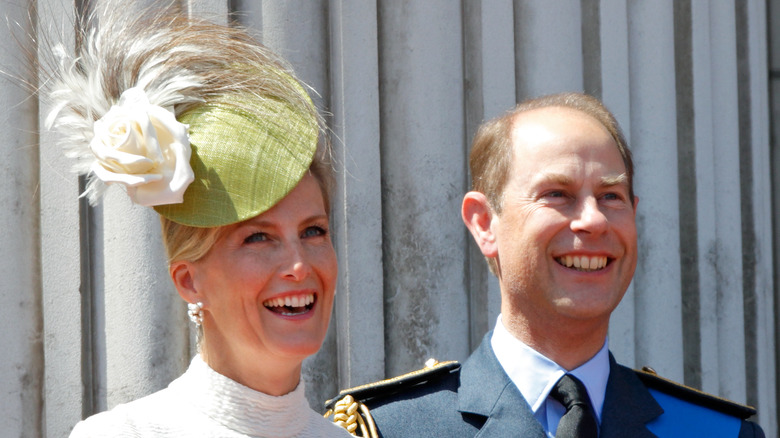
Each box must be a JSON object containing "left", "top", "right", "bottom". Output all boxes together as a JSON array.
[
  {"left": 302, "top": 226, "right": 327, "bottom": 238},
  {"left": 244, "top": 232, "right": 268, "bottom": 244}
]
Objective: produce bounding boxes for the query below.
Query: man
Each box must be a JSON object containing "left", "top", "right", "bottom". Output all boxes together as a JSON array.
[{"left": 326, "top": 93, "right": 764, "bottom": 437}]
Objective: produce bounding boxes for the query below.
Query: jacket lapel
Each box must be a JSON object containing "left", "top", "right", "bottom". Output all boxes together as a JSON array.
[
  {"left": 457, "top": 334, "right": 546, "bottom": 437},
  {"left": 599, "top": 354, "right": 663, "bottom": 438}
]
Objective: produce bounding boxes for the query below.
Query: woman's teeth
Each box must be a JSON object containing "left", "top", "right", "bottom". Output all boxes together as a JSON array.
[
  {"left": 556, "top": 255, "right": 608, "bottom": 271},
  {"left": 263, "top": 294, "right": 315, "bottom": 315}
]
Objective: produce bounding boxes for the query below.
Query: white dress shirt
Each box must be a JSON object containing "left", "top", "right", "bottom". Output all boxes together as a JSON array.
[{"left": 490, "top": 315, "right": 610, "bottom": 438}]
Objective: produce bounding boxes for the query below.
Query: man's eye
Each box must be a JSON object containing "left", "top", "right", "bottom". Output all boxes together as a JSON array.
[
  {"left": 546, "top": 191, "right": 565, "bottom": 198},
  {"left": 244, "top": 232, "right": 268, "bottom": 243}
]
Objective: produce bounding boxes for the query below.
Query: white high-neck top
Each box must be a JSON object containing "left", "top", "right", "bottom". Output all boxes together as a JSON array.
[{"left": 70, "top": 356, "right": 350, "bottom": 438}]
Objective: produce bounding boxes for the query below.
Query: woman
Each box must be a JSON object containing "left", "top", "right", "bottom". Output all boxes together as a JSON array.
[{"left": 45, "top": 4, "right": 350, "bottom": 437}]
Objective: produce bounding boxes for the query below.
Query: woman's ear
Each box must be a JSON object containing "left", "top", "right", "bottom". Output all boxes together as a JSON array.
[
  {"left": 462, "top": 191, "right": 498, "bottom": 258},
  {"left": 170, "top": 261, "right": 204, "bottom": 305}
]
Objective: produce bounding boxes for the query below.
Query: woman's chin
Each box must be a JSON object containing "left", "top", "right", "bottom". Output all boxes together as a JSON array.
[
  {"left": 276, "top": 335, "right": 327, "bottom": 359},
  {"left": 257, "top": 326, "right": 328, "bottom": 360}
]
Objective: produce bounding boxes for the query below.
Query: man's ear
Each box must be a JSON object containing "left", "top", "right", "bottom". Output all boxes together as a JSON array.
[
  {"left": 462, "top": 191, "right": 498, "bottom": 258},
  {"left": 170, "top": 261, "right": 205, "bottom": 305}
]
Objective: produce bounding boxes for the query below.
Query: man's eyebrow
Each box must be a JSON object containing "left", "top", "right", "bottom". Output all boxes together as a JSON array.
[
  {"left": 601, "top": 173, "right": 628, "bottom": 187},
  {"left": 532, "top": 172, "right": 628, "bottom": 187},
  {"left": 536, "top": 172, "right": 574, "bottom": 186}
]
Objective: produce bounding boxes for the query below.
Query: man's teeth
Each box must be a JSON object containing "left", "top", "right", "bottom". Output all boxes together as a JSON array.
[
  {"left": 263, "top": 294, "right": 315, "bottom": 309},
  {"left": 557, "top": 255, "right": 608, "bottom": 271}
]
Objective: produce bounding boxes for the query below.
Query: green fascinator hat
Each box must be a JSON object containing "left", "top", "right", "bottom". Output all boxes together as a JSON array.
[
  {"left": 45, "top": 9, "right": 321, "bottom": 229},
  {"left": 155, "top": 80, "right": 318, "bottom": 228}
]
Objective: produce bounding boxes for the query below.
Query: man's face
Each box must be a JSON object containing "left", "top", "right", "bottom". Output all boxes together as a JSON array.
[{"left": 492, "top": 106, "right": 637, "bottom": 329}]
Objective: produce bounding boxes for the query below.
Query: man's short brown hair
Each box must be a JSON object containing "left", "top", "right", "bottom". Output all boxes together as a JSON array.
[{"left": 470, "top": 92, "right": 634, "bottom": 213}]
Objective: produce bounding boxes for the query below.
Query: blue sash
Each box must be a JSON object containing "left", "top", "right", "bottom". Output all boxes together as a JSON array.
[{"left": 645, "top": 388, "right": 741, "bottom": 437}]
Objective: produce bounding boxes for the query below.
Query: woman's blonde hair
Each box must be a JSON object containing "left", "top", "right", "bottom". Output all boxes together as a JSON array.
[{"left": 162, "top": 157, "right": 333, "bottom": 264}]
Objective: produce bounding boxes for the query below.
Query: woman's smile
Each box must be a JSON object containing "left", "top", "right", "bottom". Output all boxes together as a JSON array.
[{"left": 262, "top": 292, "right": 317, "bottom": 316}]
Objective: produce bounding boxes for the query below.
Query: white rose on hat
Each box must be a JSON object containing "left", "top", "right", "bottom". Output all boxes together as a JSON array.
[{"left": 89, "top": 86, "right": 194, "bottom": 206}]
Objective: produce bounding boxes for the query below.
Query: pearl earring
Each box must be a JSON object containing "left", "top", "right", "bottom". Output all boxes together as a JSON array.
[{"left": 187, "top": 302, "right": 204, "bottom": 327}]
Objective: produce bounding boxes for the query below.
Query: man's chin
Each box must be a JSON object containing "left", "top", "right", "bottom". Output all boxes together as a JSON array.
[{"left": 551, "top": 297, "right": 620, "bottom": 322}]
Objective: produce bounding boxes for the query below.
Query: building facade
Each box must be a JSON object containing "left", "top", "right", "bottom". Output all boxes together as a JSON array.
[{"left": 1, "top": 0, "right": 777, "bottom": 436}]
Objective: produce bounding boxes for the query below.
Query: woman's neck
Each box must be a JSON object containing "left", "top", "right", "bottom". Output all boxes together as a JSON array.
[{"left": 200, "top": 343, "right": 303, "bottom": 396}]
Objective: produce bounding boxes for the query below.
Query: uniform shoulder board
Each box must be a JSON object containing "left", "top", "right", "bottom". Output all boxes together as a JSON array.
[
  {"left": 324, "top": 359, "right": 460, "bottom": 437},
  {"left": 634, "top": 366, "right": 757, "bottom": 420}
]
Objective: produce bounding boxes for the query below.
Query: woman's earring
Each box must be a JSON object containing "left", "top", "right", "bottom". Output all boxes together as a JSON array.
[{"left": 187, "top": 302, "right": 204, "bottom": 327}]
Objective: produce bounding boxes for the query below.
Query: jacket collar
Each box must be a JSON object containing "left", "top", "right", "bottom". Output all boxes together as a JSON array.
[
  {"left": 457, "top": 333, "right": 546, "bottom": 437},
  {"left": 457, "top": 333, "right": 663, "bottom": 437},
  {"left": 599, "top": 354, "right": 663, "bottom": 438}
]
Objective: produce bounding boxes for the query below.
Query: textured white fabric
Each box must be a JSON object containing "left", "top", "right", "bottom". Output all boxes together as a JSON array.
[{"left": 70, "top": 356, "right": 350, "bottom": 438}]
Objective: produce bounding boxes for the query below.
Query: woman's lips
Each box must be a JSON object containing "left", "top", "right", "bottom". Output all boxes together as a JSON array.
[{"left": 262, "top": 293, "right": 316, "bottom": 316}]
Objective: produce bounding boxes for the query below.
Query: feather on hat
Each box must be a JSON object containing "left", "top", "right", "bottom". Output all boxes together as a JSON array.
[{"left": 45, "top": 4, "right": 321, "bottom": 227}]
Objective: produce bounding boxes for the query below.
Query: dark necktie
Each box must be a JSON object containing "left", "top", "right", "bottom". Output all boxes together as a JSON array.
[{"left": 549, "top": 374, "right": 599, "bottom": 438}]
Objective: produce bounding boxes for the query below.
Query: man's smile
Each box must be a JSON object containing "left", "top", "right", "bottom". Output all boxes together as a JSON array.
[{"left": 555, "top": 255, "right": 609, "bottom": 272}]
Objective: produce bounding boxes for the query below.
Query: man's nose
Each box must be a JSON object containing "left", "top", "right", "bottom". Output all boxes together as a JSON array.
[{"left": 570, "top": 197, "right": 608, "bottom": 234}]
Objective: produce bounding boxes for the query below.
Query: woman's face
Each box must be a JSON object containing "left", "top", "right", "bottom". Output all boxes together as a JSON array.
[{"left": 187, "top": 173, "right": 337, "bottom": 379}]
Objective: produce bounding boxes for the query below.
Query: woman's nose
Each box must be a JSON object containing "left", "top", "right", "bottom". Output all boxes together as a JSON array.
[{"left": 280, "top": 242, "right": 311, "bottom": 281}]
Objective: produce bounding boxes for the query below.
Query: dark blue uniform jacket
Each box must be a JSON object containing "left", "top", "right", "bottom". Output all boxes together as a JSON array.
[{"left": 357, "top": 333, "right": 765, "bottom": 437}]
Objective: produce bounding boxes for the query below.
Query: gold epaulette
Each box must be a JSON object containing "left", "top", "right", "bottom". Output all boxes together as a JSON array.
[
  {"left": 324, "top": 359, "right": 460, "bottom": 437},
  {"left": 635, "top": 366, "right": 757, "bottom": 419}
]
